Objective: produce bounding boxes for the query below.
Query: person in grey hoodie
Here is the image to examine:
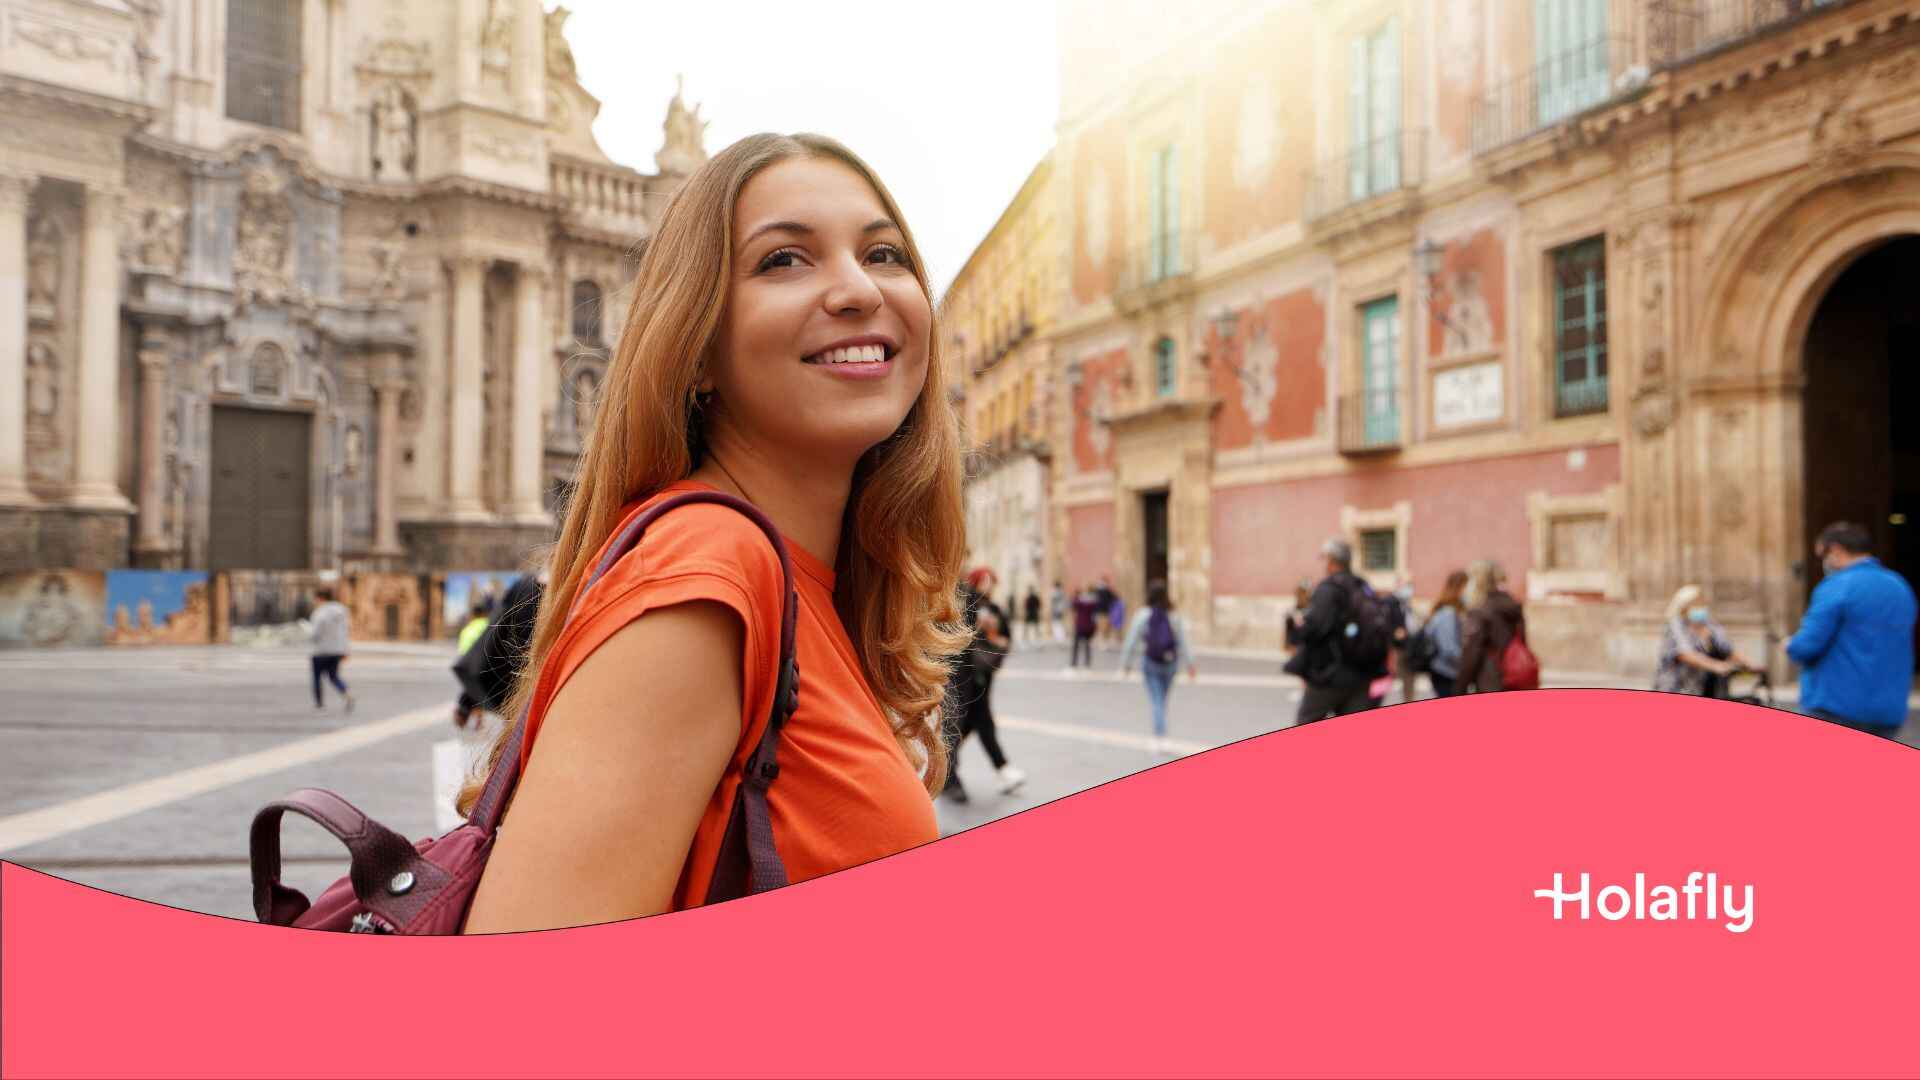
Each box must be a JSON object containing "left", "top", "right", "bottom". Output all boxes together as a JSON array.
[{"left": 308, "top": 586, "right": 354, "bottom": 712}]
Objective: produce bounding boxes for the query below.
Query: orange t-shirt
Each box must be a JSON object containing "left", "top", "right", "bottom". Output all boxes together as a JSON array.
[{"left": 517, "top": 480, "right": 938, "bottom": 908}]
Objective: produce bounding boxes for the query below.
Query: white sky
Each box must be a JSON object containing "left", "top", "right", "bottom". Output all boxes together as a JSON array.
[{"left": 553, "top": 1, "right": 1061, "bottom": 299}]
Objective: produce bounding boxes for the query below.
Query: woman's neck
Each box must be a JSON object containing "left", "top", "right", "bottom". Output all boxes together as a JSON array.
[{"left": 688, "top": 432, "right": 853, "bottom": 570}]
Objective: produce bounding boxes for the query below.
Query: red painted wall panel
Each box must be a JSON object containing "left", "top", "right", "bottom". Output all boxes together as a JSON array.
[{"left": 1210, "top": 443, "right": 1621, "bottom": 598}]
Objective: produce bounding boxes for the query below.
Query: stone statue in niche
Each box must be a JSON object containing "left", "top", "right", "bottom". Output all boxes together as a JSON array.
[
  {"left": 27, "top": 216, "right": 60, "bottom": 321},
  {"left": 26, "top": 340, "right": 58, "bottom": 428},
  {"left": 133, "top": 205, "right": 186, "bottom": 274},
  {"left": 656, "top": 75, "right": 710, "bottom": 175},
  {"left": 546, "top": 7, "right": 577, "bottom": 78},
  {"left": 371, "top": 237, "right": 405, "bottom": 300},
  {"left": 1441, "top": 269, "right": 1493, "bottom": 355},
  {"left": 572, "top": 368, "right": 600, "bottom": 441},
  {"left": 343, "top": 425, "right": 365, "bottom": 478},
  {"left": 371, "top": 84, "right": 416, "bottom": 182},
  {"left": 481, "top": 0, "right": 513, "bottom": 78}
]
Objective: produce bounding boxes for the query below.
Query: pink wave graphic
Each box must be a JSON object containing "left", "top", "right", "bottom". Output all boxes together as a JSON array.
[{"left": 4, "top": 690, "right": 1918, "bottom": 1077}]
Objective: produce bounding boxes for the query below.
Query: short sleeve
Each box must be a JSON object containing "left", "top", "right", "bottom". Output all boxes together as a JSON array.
[{"left": 520, "top": 500, "right": 788, "bottom": 770}]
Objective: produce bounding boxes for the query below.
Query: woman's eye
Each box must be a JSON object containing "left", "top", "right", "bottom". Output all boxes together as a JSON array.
[
  {"left": 756, "top": 248, "right": 802, "bottom": 272},
  {"left": 868, "top": 244, "right": 911, "bottom": 267}
]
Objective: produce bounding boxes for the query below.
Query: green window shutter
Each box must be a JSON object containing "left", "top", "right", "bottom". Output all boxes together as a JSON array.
[
  {"left": 1156, "top": 338, "right": 1177, "bottom": 397},
  {"left": 1164, "top": 145, "right": 1179, "bottom": 275},
  {"left": 1349, "top": 36, "right": 1368, "bottom": 201},
  {"left": 1148, "top": 149, "right": 1165, "bottom": 281},
  {"left": 1552, "top": 238, "right": 1609, "bottom": 416},
  {"left": 1374, "top": 18, "right": 1400, "bottom": 190},
  {"left": 1361, "top": 297, "right": 1401, "bottom": 444}
]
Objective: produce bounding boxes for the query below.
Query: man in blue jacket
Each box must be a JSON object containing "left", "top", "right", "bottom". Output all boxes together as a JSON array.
[{"left": 1786, "top": 521, "right": 1917, "bottom": 738}]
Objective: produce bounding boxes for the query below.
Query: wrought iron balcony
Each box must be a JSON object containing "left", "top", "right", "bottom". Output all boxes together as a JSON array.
[
  {"left": 1114, "top": 235, "right": 1197, "bottom": 314},
  {"left": 1471, "top": 37, "right": 1631, "bottom": 155},
  {"left": 1305, "top": 130, "right": 1427, "bottom": 224},
  {"left": 1336, "top": 390, "right": 1403, "bottom": 455},
  {"left": 1554, "top": 377, "right": 1611, "bottom": 418},
  {"left": 1648, "top": 0, "right": 1856, "bottom": 65}
]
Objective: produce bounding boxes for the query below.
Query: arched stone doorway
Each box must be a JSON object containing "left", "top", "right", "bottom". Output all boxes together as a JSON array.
[
  {"left": 1690, "top": 157, "right": 1920, "bottom": 661},
  {"left": 1800, "top": 235, "right": 1920, "bottom": 633}
]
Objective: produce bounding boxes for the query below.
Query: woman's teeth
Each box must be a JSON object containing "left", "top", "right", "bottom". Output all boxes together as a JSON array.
[{"left": 807, "top": 344, "right": 888, "bottom": 365}]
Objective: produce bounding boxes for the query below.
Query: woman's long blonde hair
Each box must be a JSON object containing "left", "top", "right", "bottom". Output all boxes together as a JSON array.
[
  {"left": 456, "top": 133, "right": 969, "bottom": 816},
  {"left": 1461, "top": 560, "right": 1507, "bottom": 612}
]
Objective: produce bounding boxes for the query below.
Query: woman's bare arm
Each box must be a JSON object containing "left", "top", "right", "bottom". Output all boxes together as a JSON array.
[{"left": 462, "top": 600, "right": 745, "bottom": 933}]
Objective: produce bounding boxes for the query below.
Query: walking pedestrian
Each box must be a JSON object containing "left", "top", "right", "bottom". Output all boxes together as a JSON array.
[
  {"left": 460, "top": 133, "right": 970, "bottom": 932},
  {"left": 1653, "top": 584, "right": 1760, "bottom": 698},
  {"left": 1286, "top": 539, "right": 1390, "bottom": 723},
  {"left": 942, "top": 567, "right": 1027, "bottom": 803},
  {"left": 1022, "top": 585, "right": 1043, "bottom": 645},
  {"left": 1422, "top": 570, "right": 1469, "bottom": 697},
  {"left": 1786, "top": 521, "right": 1917, "bottom": 738},
  {"left": 1119, "top": 580, "right": 1198, "bottom": 756},
  {"left": 1049, "top": 579, "right": 1068, "bottom": 643},
  {"left": 1095, "top": 576, "right": 1117, "bottom": 646},
  {"left": 1455, "top": 560, "right": 1528, "bottom": 694},
  {"left": 457, "top": 599, "right": 492, "bottom": 656},
  {"left": 308, "top": 586, "right": 354, "bottom": 713},
  {"left": 1282, "top": 578, "right": 1312, "bottom": 661},
  {"left": 1108, "top": 589, "right": 1127, "bottom": 649},
  {"left": 1070, "top": 583, "right": 1099, "bottom": 668},
  {"left": 452, "top": 574, "right": 545, "bottom": 730},
  {"left": 1391, "top": 578, "right": 1419, "bottom": 705}
]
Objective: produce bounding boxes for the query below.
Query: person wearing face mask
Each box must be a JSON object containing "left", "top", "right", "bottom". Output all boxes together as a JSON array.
[
  {"left": 1786, "top": 521, "right": 1918, "bottom": 738},
  {"left": 1653, "top": 585, "right": 1760, "bottom": 698},
  {"left": 459, "top": 134, "right": 970, "bottom": 932}
]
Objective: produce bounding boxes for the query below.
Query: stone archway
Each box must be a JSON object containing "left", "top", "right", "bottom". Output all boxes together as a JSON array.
[{"left": 1694, "top": 156, "right": 1920, "bottom": 648}]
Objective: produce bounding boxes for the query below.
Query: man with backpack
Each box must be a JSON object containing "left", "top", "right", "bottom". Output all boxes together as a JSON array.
[{"left": 1286, "top": 539, "right": 1392, "bottom": 724}]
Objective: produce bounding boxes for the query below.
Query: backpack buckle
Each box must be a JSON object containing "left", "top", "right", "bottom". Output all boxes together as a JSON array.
[{"left": 752, "top": 759, "right": 780, "bottom": 783}]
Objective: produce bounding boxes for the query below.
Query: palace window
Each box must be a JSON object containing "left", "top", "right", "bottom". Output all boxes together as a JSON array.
[
  {"left": 1552, "top": 237, "right": 1608, "bottom": 417},
  {"left": 1147, "top": 145, "right": 1180, "bottom": 281},
  {"left": 1154, "top": 337, "right": 1177, "bottom": 398},
  {"left": 1535, "top": 0, "right": 1611, "bottom": 125},
  {"left": 1359, "top": 527, "right": 1399, "bottom": 573},
  {"left": 226, "top": 0, "right": 302, "bottom": 131},
  {"left": 1348, "top": 18, "right": 1401, "bottom": 201},
  {"left": 1360, "top": 297, "right": 1401, "bottom": 444}
]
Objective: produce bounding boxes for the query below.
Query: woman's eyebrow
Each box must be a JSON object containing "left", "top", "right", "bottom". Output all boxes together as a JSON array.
[{"left": 739, "top": 217, "right": 901, "bottom": 251}]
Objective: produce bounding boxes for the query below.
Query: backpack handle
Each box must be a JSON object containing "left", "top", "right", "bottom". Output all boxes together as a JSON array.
[
  {"left": 250, "top": 787, "right": 444, "bottom": 926},
  {"left": 467, "top": 490, "right": 801, "bottom": 895}
]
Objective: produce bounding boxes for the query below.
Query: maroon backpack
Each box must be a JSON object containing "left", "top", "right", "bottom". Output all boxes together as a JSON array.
[{"left": 249, "top": 491, "right": 803, "bottom": 934}]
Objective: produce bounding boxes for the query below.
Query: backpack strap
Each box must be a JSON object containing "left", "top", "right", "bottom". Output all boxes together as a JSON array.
[{"left": 468, "top": 490, "right": 802, "bottom": 899}]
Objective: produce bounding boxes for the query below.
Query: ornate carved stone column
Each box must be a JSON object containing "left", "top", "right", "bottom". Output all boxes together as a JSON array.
[
  {"left": 70, "top": 185, "right": 132, "bottom": 511},
  {"left": 0, "top": 169, "right": 35, "bottom": 506},
  {"left": 134, "top": 328, "right": 174, "bottom": 560},
  {"left": 447, "top": 255, "right": 489, "bottom": 520},
  {"left": 371, "top": 353, "right": 407, "bottom": 557},
  {"left": 509, "top": 264, "right": 550, "bottom": 524}
]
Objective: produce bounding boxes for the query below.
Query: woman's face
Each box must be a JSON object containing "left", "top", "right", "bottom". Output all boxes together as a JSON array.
[{"left": 709, "top": 156, "right": 931, "bottom": 470}]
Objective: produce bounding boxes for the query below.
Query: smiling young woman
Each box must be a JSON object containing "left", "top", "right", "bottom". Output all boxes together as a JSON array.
[{"left": 457, "top": 134, "right": 971, "bottom": 933}]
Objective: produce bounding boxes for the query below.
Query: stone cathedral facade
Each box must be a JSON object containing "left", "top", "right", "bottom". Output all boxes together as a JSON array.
[{"left": 0, "top": 0, "right": 697, "bottom": 574}]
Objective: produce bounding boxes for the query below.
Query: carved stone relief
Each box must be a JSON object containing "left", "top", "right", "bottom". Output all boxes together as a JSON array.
[
  {"left": 250, "top": 344, "right": 288, "bottom": 398},
  {"left": 13, "top": 16, "right": 119, "bottom": 70},
  {"left": 1238, "top": 326, "right": 1279, "bottom": 437},
  {"left": 359, "top": 38, "right": 432, "bottom": 82},
  {"left": 128, "top": 205, "right": 186, "bottom": 274},
  {"left": 1809, "top": 103, "right": 1874, "bottom": 173},
  {"left": 235, "top": 165, "right": 294, "bottom": 303},
  {"left": 1630, "top": 382, "right": 1673, "bottom": 437}
]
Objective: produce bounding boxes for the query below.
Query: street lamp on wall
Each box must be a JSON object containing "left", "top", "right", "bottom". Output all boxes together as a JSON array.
[
  {"left": 1416, "top": 238, "right": 1468, "bottom": 339},
  {"left": 1201, "top": 306, "right": 1254, "bottom": 381}
]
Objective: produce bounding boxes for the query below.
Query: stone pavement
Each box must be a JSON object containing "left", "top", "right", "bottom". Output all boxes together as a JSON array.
[{"left": 1, "top": 638, "right": 1911, "bottom": 921}]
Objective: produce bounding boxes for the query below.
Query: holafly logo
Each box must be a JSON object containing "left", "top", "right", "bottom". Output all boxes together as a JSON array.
[{"left": 1534, "top": 872, "right": 1754, "bottom": 933}]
